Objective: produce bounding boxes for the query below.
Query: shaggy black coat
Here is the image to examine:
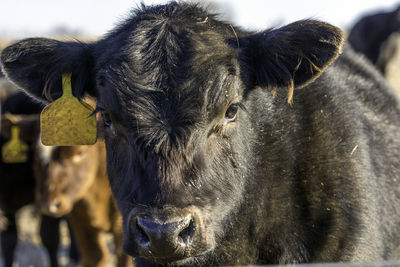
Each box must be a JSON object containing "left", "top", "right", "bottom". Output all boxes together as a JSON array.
[{"left": 2, "top": 2, "right": 400, "bottom": 266}]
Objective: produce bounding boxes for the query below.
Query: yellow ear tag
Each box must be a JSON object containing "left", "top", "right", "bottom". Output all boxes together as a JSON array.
[
  {"left": 40, "top": 73, "right": 97, "bottom": 146},
  {"left": 2, "top": 126, "right": 28, "bottom": 163}
]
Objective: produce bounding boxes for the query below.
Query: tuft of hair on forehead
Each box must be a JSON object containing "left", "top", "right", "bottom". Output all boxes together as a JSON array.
[
  {"left": 94, "top": 2, "right": 243, "bottom": 162},
  {"left": 99, "top": 1, "right": 240, "bottom": 90}
]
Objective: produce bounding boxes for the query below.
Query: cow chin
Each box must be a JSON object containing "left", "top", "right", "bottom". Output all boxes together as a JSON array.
[
  {"left": 122, "top": 205, "right": 216, "bottom": 265},
  {"left": 134, "top": 249, "right": 215, "bottom": 267},
  {"left": 129, "top": 244, "right": 215, "bottom": 267},
  {"left": 38, "top": 197, "right": 73, "bottom": 218}
]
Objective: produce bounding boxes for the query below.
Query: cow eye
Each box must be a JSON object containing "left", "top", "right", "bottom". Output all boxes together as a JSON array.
[
  {"left": 72, "top": 151, "right": 85, "bottom": 163},
  {"left": 100, "top": 111, "right": 119, "bottom": 137},
  {"left": 101, "top": 112, "right": 112, "bottom": 128},
  {"left": 224, "top": 103, "right": 239, "bottom": 122}
]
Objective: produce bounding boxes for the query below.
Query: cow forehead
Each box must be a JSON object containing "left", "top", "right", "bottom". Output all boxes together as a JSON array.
[
  {"left": 97, "top": 63, "right": 238, "bottom": 135},
  {"left": 96, "top": 2, "right": 238, "bottom": 96},
  {"left": 127, "top": 16, "right": 234, "bottom": 87},
  {"left": 95, "top": 3, "right": 240, "bottom": 155}
]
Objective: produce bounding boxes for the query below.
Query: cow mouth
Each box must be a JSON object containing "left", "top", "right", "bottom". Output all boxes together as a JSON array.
[
  {"left": 137, "top": 248, "right": 212, "bottom": 266},
  {"left": 125, "top": 205, "right": 216, "bottom": 265},
  {"left": 38, "top": 200, "right": 72, "bottom": 217},
  {"left": 40, "top": 208, "right": 68, "bottom": 218}
]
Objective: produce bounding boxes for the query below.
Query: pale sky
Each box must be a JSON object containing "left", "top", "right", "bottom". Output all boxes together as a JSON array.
[{"left": 0, "top": 0, "right": 399, "bottom": 39}]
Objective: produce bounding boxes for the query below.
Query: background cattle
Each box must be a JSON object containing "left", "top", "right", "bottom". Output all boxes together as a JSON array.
[
  {"left": 376, "top": 33, "right": 400, "bottom": 95},
  {"left": 2, "top": 2, "right": 400, "bottom": 266},
  {"left": 0, "top": 91, "right": 67, "bottom": 267},
  {"left": 35, "top": 139, "right": 131, "bottom": 267},
  {"left": 347, "top": 4, "right": 400, "bottom": 64},
  {"left": 348, "top": 5, "right": 400, "bottom": 97}
]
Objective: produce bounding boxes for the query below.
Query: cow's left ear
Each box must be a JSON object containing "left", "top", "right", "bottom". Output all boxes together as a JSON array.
[{"left": 239, "top": 20, "right": 343, "bottom": 103}]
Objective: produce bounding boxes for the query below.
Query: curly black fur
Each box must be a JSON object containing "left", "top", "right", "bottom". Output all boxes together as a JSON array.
[{"left": 2, "top": 2, "right": 400, "bottom": 266}]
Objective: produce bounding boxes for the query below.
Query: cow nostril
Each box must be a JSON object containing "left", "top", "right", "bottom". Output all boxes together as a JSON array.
[
  {"left": 178, "top": 218, "right": 195, "bottom": 246},
  {"left": 132, "top": 214, "right": 199, "bottom": 259},
  {"left": 54, "top": 199, "right": 61, "bottom": 208},
  {"left": 48, "top": 199, "right": 61, "bottom": 213},
  {"left": 134, "top": 218, "right": 150, "bottom": 247}
]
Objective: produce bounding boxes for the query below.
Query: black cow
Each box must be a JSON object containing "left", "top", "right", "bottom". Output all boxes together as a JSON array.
[
  {"left": 2, "top": 2, "right": 400, "bottom": 266},
  {"left": 348, "top": 5, "right": 400, "bottom": 64},
  {"left": 0, "top": 92, "right": 78, "bottom": 267},
  {"left": 0, "top": 92, "right": 41, "bottom": 267}
]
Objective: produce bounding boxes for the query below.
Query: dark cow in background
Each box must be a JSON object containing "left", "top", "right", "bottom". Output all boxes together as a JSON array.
[
  {"left": 0, "top": 76, "right": 18, "bottom": 137},
  {"left": 348, "top": 5, "right": 400, "bottom": 97},
  {"left": 0, "top": 90, "right": 80, "bottom": 267},
  {"left": 2, "top": 2, "right": 400, "bottom": 266},
  {"left": 35, "top": 138, "right": 131, "bottom": 267},
  {"left": 348, "top": 4, "right": 400, "bottom": 64},
  {"left": 0, "top": 91, "right": 72, "bottom": 267},
  {"left": 0, "top": 92, "right": 41, "bottom": 267}
]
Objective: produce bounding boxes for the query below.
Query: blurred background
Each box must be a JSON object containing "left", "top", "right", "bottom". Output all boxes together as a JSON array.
[{"left": 0, "top": 0, "right": 399, "bottom": 46}]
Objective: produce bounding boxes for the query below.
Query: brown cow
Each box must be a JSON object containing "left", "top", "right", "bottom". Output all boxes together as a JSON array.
[{"left": 34, "top": 140, "right": 131, "bottom": 267}]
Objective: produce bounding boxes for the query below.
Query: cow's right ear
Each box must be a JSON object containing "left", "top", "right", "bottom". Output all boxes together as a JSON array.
[{"left": 1, "top": 38, "right": 96, "bottom": 103}]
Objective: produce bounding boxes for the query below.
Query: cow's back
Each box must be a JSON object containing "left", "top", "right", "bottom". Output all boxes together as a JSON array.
[{"left": 294, "top": 44, "right": 400, "bottom": 260}]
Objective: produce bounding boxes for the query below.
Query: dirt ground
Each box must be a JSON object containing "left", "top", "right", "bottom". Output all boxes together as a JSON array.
[{"left": 0, "top": 205, "right": 117, "bottom": 267}]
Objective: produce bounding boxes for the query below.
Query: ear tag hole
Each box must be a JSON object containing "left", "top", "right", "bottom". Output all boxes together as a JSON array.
[
  {"left": 1, "top": 125, "right": 28, "bottom": 163},
  {"left": 40, "top": 73, "right": 97, "bottom": 146}
]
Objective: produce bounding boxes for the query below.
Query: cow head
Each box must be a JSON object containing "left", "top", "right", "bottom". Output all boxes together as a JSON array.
[
  {"left": 1, "top": 2, "right": 343, "bottom": 265},
  {"left": 34, "top": 142, "right": 106, "bottom": 217}
]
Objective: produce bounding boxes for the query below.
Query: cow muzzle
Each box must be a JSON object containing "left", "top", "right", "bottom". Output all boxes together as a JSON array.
[
  {"left": 125, "top": 206, "right": 213, "bottom": 263},
  {"left": 39, "top": 197, "right": 72, "bottom": 217}
]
